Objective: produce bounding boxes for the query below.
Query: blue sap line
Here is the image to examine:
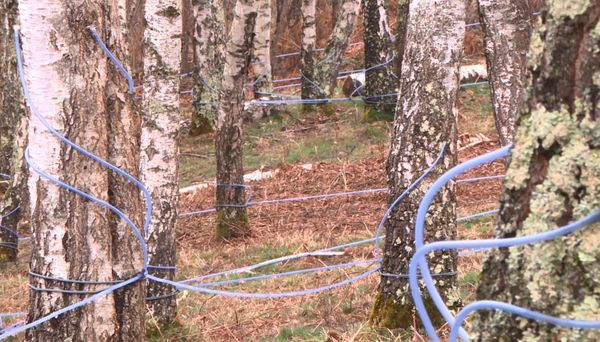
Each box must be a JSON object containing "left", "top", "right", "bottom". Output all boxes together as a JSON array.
[
  {"left": 411, "top": 145, "right": 511, "bottom": 341},
  {"left": 14, "top": 27, "right": 153, "bottom": 237}
]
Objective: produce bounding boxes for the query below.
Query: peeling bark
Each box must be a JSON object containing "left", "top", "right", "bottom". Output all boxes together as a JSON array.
[
  {"left": 142, "top": 0, "right": 181, "bottom": 325},
  {"left": 105, "top": 0, "right": 145, "bottom": 339},
  {"left": 0, "top": 0, "right": 27, "bottom": 263},
  {"left": 362, "top": 0, "right": 395, "bottom": 114},
  {"left": 475, "top": 2, "right": 600, "bottom": 340},
  {"left": 370, "top": 0, "right": 465, "bottom": 329},
  {"left": 19, "top": 1, "right": 118, "bottom": 339},
  {"left": 478, "top": 0, "right": 532, "bottom": 146},
  {"left": 301, "top": 0, "right": 359, "bottom": 103},
  {"left": 190, "top": 0, "right": 225, "bottom": 135},
  {"left": 215, "top": 0, "right": 256, "bottom": 239}
]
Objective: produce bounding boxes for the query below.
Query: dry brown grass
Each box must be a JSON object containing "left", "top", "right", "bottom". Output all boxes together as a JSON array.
[
  {"left": 167, "top": 139, "right": 503, "bottom": 340},
  {"left": 1, "top": 70, "right": 501, "bottom": 341},
  {"left": 0, "top": 140, "right": 502, "bottom": 341}
]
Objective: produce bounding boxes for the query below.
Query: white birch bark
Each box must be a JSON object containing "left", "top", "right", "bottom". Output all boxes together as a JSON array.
[
  {"left": 105, "top": 0, "right": 146, "bottom": 337},
  {"left": 214, "top": 0, "right": 256, "bottom": 239},
  {"left": 478, "top": 0, "right": 532, "bottom": 146},
  {"left": 249, "top": 0, "right": 272, "bottom": 119},
  {"left": 362, "top": 0, "right": 395, "bottom": 113},
  {"left": 301, "top": 0, "right": 359, "bottom": 101},
  {"left": 370, "top": 0, "right": 465, "bottom": 328},
  {"left": 142, "top": 0, "right": 181, "bottom": 323},
  {"left": 19, "top": 1, "right": 117, "bottom": 339},
  {"left": 190, "top": 0, "right": 225, "bottom": 135},
  {"left": 300, "top": 0, "right": 317, "bottom": 99},
  {"left": 475, "top": 2, "right": 600, "bottom": 339}
]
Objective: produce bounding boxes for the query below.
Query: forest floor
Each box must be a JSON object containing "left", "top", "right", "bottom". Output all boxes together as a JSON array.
[{"left": 0, "top": 85, "right": 504, "bottom": 341}]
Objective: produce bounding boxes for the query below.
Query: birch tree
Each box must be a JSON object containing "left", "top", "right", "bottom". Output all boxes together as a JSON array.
[
  {"left": 370, "top": 0, "right": 465, "bottom": 329},
  {"left": 18, "top": 1, "right": 123, "bottom": 339},
  {"left": 362, "top": 0, "right": 395, "bottom": 114},
  {"left": 249, "top": 0, "right": 272, "bottom": 120},
  {"left": 190, "top": 0, "right": 225, "bottom": 135},
  {"left": 142, "top": 0, "right": 181, "bottom": 324},
  {"left": 475, "top": 2, "right": 600, "bottom": 340},
  {"left": 181, "top": 0, "right": 195, "bottom": 83},
  {"left": 301, "top": 0, "right": 359, "bottom": 103},
  {"left": 0, "top": 0, "right": 27, "bottom": 263},
  {"left": 105, "top": 0, "right": 146, "bottom": 337},
  {"left": 215, "top": 0, "right": 256, "bottom": 239},
  {"left": 300, "top": 0, "right": 317, "bottom": 99},
  {"left": 478, "top": 0, "right": 532, "bottom": 146},
  {"left": 395, "top": 0, "right": 409, "bottom": 78}
]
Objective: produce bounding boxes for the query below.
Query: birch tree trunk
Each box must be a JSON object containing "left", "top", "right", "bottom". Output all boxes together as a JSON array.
[
  {"left": 190, "top": 0, "right": 225, "bottom": 135},
  {"left": 215, "top": 0, "right": 256, "bottom": 239},
  {"left": 19, "top": 1, "right": 119, "bottom": 339},
  {"left": 362, "top": 0, "right": 395, "bottom": 114},
  {"left": 478, "top": 0, "right": 532, "bottom": 146},
  {"left": 249, "top": 0, "right": 272, "bottom": 120},
  {"left": 395, "top": 0, "right": 409, "bottom": 79},
  {"left": 300, "top": 0, "right": 317, "bottom": 98},
  {"left": 301, "top": 0, "right": 359, "bottom": 105},
  {"left": 181, "top": 0, "right": 195, "bottom": 79},
  {"left": 369, "top": 0, "right": 465, "bottom": 329},
  {"left": 0, "top": 0, "right": 20, "bottom": 179},
  {"left": 313, "top": 0, "right": 359, "bottom": 97},
  {"left": 0, "top": 0, "right": 27, "bottom": 263},
  {"left": 475, "top": 2, "right": 600, "bottom": 340},
  {"left": 142, "top": 0, "right": 181, "bottom": 325},
  {"left": 105, "top": 0, "right": 145, "bottom": 338}
]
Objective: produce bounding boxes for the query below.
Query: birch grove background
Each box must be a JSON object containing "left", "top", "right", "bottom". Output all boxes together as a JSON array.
[{"left": 3, "top": 0, "right": 599, "bottom": 341}]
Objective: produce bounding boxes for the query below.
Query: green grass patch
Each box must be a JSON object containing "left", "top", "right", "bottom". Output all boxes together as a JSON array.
[
  {"left": 459, "top": 270, "right": 480, "bottom": 286},
  {"left": 459, "top": 213, "right": 496, "bottom": 235},
  {"left": 267, "top": 325, "right": 324, "bottom": 342},
  {"left": 146, "top": 318, "right": 190, "bottom": 342},
  {"left": 178, "top": 105, "right": 390, "bottom": 186},
  {"left": 458, "top": 85, "right": 495, "bottom": 136}
]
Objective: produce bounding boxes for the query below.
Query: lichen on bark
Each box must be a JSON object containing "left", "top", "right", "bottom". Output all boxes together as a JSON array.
[
  {"left": 477, "top": 0, "right": 532, "bottom": 146},
  {"left": 369, "top": 0, "right": 465, "bottom": 330},
  {"left": 190, "top": 0, "right": 226, "bottom": 135},
  {"left": 474, "top": 1, "right": 600, "bottom": 340}
]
